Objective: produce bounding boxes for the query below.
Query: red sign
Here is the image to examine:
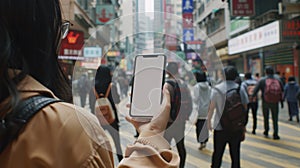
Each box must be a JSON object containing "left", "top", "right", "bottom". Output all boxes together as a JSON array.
[
  {"left": 59, "top": 30, "right": 84, "bottom": 57},
  {"left": 282, "top": 19, "right": 300, "bottom": 42},
  {"left": 183, "top": 13, "right": 193, "bottom": 28},
  {"left": 186, "top": 41, "right": 203, "bottom": 44},
  {"left": 231, "top": 0, "right": 255, "bottom": 17}
]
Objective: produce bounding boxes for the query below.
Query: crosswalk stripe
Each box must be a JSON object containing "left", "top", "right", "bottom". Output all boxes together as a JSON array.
[
  {"left": 184, "top": 123, "right": 300, "bottom": 167},
  {"left": 246, "top": 133, "right": 300, "bottom": 149},
  {"left": 244, "top": 140, "right": 300, "bottom": 159},
  {"left": 254, "top": 112, "right": 300, "bottom": 131},
  {"left": 184, "top": 136, "right": 264, "bottom": 168},
  {"left": 114, "top": 104, "right": 300, "bottom": 168},
  {"left": 186, "top": 154, "right": 211, "bottom": 167},
  {"left": 245, "top": 149, "right": 299, "bottom": 168},
  {"left": 246, "top": 115, "right": 300, "bottom": 142}
]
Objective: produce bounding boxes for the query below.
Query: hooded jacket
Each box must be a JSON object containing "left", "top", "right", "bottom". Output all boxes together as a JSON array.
[
  {"left": 193, "top": 82, "right": 211, "bottom": 119},
  {"left": 284, "top": 81, "right": 299, "bottom": 102}
]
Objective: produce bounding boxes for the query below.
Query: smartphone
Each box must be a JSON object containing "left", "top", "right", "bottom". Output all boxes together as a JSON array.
[{"left": 130, "top": 54, "right": 166, "bottom": 120}]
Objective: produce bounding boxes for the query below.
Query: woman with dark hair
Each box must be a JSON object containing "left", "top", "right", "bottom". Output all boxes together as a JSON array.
[
  {"left": 94, "top": 65, "right": 123, "bottom": 162},
  {"left": 193, "top": 71, "right": 211, "bottom": 150},
  {"left": 0, "top": 1, "right": 179, "bottom": 167}
]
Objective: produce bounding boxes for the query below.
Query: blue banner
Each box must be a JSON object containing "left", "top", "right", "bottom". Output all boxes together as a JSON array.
[
  {"left": 183, "top": 29, "right": 194, "bottom": 42},
  {"left": 182, "top": 0, "right": 194, "bottom": 13}
]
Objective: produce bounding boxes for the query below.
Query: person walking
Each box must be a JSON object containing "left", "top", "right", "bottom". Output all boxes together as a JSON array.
[
  {"left": 164, "top": 62, "right": 193, "bottom": 168},
  {"left": 284, "top": 76, "right": 300, "bottom": 122},
  {"left": 0, "top": 1, "right": 179, "bottom": 167},
  {"left": 94, "top": 65, "right": 123, "bottom": 162},
  {"left": 207, "top": 66, "right": 248, "bottom": 168},
  {"left": 241, "top": 72, "right": 259, "bottom": 134},
  {"left": 253, "top": 66, "right": 284, "bottom": 140},
  {"left": 77, "top": 74, "right": 89, "bottom": 107},
  {"left": 193, "top": 71, "right": 211, "bottom": 150}
]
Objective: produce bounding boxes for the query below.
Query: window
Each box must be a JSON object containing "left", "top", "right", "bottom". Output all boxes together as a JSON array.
[
  {"left": 198, "top": 4, "right": 205, "bottom": 16},
  {"left": 207, "top": 18, "right": 220, "bottom": 34}
]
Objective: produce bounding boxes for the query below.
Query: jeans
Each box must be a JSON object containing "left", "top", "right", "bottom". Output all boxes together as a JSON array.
[
  {"left": 211, "top": 130, "right": 242, "bottom": 168},
  {"left": 196, "top": 119, "right": 209, "bottom": 143},
  {"left": 262, "top": 101, "right": 279, "bottom": 136}
]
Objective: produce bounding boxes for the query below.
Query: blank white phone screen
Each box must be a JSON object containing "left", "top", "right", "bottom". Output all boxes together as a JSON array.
[{"left": 131, "top": 55, "right": 165, "bottom": 117}]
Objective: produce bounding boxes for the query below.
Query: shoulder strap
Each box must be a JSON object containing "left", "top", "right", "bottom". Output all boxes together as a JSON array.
[
  {"left": 94, "top": 83, "right": 112, "bottom": 99},
  {"left": 166, "top": 79, "right": 176, "bottom": 88},
  {"left": 0, "top": 96, "right": 61, "bottom": 153},
  {"left": 105, "top": 83, "right": 112, "bottom": 98}
]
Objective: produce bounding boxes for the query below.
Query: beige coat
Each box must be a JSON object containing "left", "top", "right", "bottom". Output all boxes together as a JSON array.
[{"left": 0, "top": 75, "right": 179, "bottom": 168}]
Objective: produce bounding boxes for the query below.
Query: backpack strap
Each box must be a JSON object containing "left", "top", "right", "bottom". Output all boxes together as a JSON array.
[
  {"left": 94, "top": 83, "right": 112, "bottom": 99},
  {"left": 105, "top": 83, "right": 112, "bottom": 98},
  {"left": 0, "top": 96, "right": 61, "bottom": 153}
]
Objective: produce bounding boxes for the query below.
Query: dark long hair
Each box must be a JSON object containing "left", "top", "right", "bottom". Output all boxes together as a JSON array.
[
  {"left": 0, "top": 0, "right": 71, "bottom": 114},
  {"left": 95, "top": 65, "right": 112, "bottom": 95}
]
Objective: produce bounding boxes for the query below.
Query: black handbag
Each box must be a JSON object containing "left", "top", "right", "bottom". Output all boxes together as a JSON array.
[{"left": 0, "top": 96, "right": 61, "bottom": 153}]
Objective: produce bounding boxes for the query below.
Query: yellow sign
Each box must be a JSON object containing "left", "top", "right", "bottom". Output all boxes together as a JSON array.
[{"left": 106, "top": 51, "right": 120, "bottom": 57}]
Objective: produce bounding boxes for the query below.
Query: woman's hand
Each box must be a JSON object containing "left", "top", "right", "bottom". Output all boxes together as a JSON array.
[{"left": 125, "top": 84, "right": 171, "bottom": 137}]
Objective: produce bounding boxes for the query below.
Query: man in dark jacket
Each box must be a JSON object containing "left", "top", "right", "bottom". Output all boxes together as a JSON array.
[
  {"left": 241, "top": 72, "right": 258, "bottom": 134},
  {"left": 253, "top": 66, "right": 284, "bottom": 140}
]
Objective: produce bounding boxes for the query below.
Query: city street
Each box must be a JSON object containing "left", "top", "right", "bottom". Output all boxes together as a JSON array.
[{"left": 75, "top": 96, "right": 300, "bottom": 168}]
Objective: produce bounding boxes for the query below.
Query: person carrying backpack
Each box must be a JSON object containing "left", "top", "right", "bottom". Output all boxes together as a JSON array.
[
  {"left": 94, "top": 65, "right": 123, "bottom": 162},
  {"left": 207, "top": 66, "right": 248, "bottom": 168},
  {"left": 164, "top": 62, "right": 193, "bottom": 168},
  {"left": 252, "top": 66, "right": 284, "bottom": 140},
  {"left": 241, "top": 72, "right": 258, "bottom": 134}
]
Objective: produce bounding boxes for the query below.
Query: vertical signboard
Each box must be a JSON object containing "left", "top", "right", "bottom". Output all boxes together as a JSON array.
[
  {"left": 231, "top": 0, "right": 255, "bottom": 17},
  {"left": 282, "top": 18, "right": 300, "bottom": 42},
  {"left": 182, "top": 13, "right": 193, "bottom": 28},
  {"left": 182, "top": 0, "right": 194, "bottom": 44},
  {"left": 183, "top": 29, "right": 194, "bottom": 42},
  {"left": 182, "top": 0, "right": 194, "bottom": 13}
]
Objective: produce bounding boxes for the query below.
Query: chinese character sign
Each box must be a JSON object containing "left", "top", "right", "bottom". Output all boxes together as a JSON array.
[
  {"left": 282, "top": 19, "right": 300, "bottom": 42},
  {"left": 231, "top": 0, "right": 255, "bottom": 17}
]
